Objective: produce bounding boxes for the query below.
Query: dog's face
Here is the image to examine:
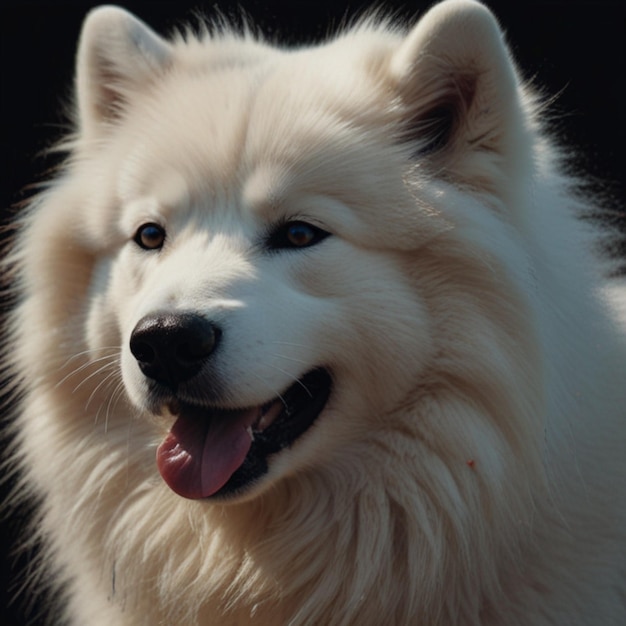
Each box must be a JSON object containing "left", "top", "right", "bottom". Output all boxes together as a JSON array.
[
  {"left": 75, "top": 29, "right": 438, "bottom": 501},
  {"left": 89, "top": 135, "right": 432, "bottom": 500}
]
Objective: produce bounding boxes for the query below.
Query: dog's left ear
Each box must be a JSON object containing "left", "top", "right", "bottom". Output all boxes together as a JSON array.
[
  {"left": 76, "top": 6, "right": 173, "bottom": 141},
  {"left": 390, "top": 0, "right": 527, "bottom": 171}
]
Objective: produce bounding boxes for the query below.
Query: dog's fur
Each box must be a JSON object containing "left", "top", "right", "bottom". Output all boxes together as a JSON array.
[{"left": 3, "top": 1, "right": 626, "bottom": 624}]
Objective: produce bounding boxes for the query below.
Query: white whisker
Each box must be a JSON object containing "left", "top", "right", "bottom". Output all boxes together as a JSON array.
[
  {"left": 102, "top": 380, "right": 128, "bottom": 434},
  {"left": 90, "top": 370, "right": 122, "bottom": 422},
  {"left": 59, "top": 346, "right": 121, "bottom": 368},
  {"left": 263, "top": 363, "right": 313, "bottom": 398},
  {"left": 73, "top": 358, "right": 120, "bottom": 396},
  {"left": 269, "top": 353, "right": 309, "bottom": 366},
  {"left": 248, "top": 369, "right": 289, "bottom": 409},
  {"left": 55, "top": 351, "right": 120, "bottom": 389}
]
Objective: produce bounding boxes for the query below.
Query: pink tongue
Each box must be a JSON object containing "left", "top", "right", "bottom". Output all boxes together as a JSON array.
[{"left": 156, "top": 408, "right": 257, "bottom": 499}]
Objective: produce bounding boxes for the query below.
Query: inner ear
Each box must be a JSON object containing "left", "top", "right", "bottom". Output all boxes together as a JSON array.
[
  {"left": 403, "top": 72, "right": 478, "bottom": 156},
  {"left": 76, "top": 6, "right": 173, "bottom": 141}
]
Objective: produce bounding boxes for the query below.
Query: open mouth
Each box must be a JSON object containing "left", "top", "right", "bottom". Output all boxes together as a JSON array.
[{"left": 156, "top": 368, "right": 332, "bottom": 499}]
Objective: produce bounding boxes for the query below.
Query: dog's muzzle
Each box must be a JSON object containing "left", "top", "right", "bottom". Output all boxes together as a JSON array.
[{"left": 128, "top": 310, "right": 332, "bottom": 500}]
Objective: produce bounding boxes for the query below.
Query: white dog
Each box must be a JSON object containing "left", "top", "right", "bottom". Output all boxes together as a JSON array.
[{"left": 5, "top": 1, "right": 625, "bottom": 624}]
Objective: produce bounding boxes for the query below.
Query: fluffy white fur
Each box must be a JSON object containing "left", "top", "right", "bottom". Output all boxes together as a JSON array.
[{"left": 4, "top": 1, "right": 625, "bottom": 624}]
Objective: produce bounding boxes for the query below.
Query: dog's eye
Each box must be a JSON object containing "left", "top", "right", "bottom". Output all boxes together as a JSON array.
[
  {"left": 267, "top": 221, "right": 330, "bottom": 250},
  {"left": 134, "top": 223, "right": 166, "bottom": 250}
]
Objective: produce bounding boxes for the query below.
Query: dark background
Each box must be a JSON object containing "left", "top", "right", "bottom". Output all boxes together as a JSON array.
[{"left": 1, "top": 1, "right": 624, "bottom": 624}]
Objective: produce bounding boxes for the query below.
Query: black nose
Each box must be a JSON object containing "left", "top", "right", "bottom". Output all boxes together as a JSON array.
[{"left": 129, "top": 312, "right": 220, "bottom": 389}]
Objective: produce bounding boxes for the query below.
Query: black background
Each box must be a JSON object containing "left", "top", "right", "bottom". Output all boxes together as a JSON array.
[{"left": 1, "top": 1, "right": 624, "bottom": 624}]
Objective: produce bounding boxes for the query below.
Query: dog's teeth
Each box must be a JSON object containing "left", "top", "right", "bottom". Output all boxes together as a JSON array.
[
  {"left": 246, "top": 426, "right": 255, "bottom": 441},
  {"left": 256, "top": 399, "right": 284, "bottom": 431}
]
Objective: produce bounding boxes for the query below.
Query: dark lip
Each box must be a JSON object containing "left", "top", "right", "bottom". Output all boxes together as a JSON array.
[{"left": 166, "top": 368, "right": 333, "bottom": 499}]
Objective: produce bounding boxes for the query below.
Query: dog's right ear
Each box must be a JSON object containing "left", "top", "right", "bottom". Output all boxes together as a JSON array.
[{"left": 76, "top": 6, "right": 173, "bottom": 141}]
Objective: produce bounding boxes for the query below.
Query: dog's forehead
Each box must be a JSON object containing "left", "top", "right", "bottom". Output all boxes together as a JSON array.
[{"left": 114, "top": 38, "right": 397, "bottom": 206}]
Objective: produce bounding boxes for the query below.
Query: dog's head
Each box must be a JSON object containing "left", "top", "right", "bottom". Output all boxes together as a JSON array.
[
  {"left": 89, "top": 125, "right": 434, "bottom": 499},
  {"left": 114, "top": 196, "right": 434, "bottom": 499},
  {"left": 39, "top": 1, "right": 531, "bottom": 502}
]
